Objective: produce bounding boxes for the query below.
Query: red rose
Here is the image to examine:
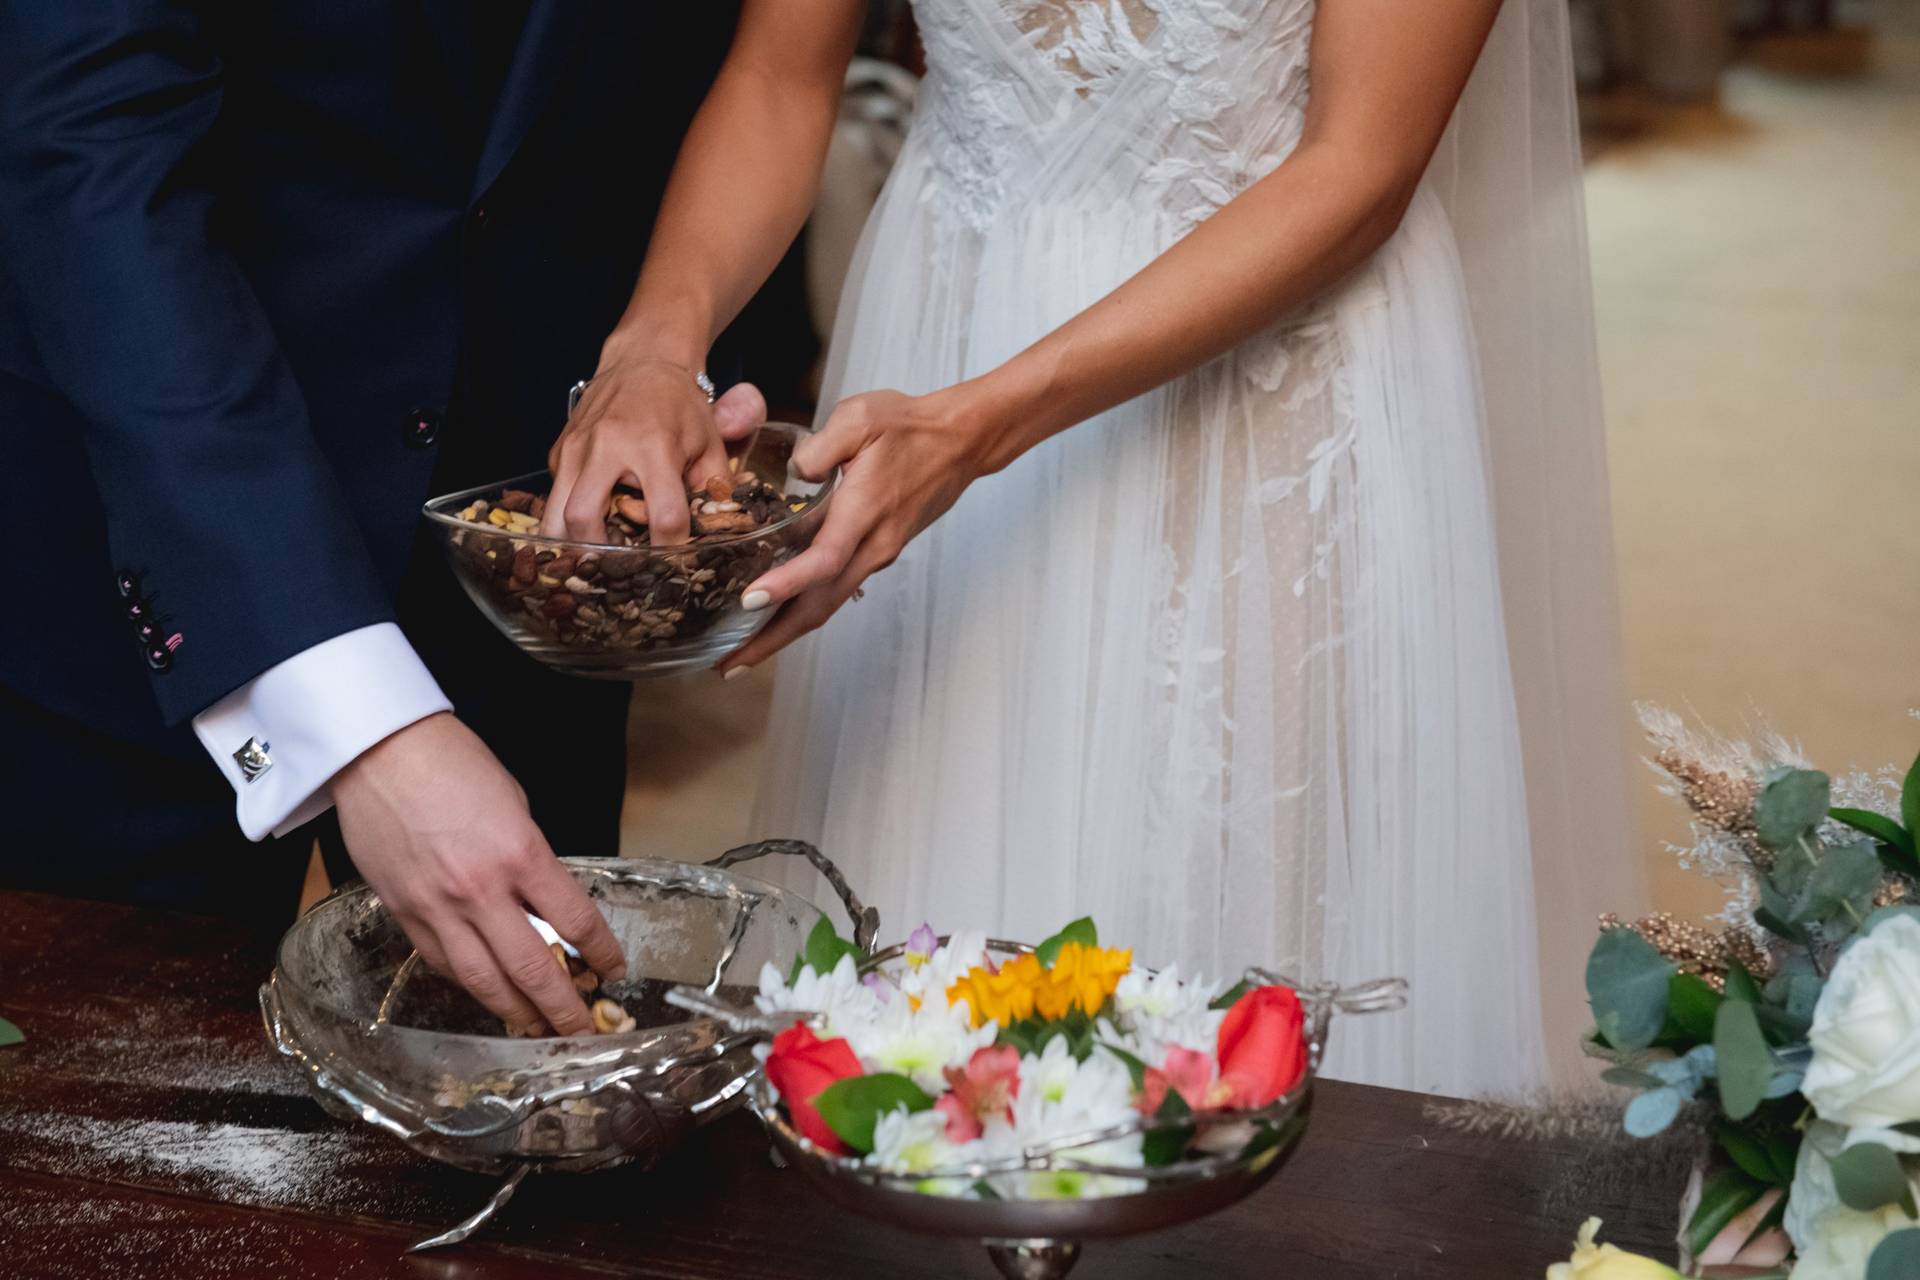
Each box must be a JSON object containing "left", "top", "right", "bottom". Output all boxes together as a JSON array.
[
  {"left": 765, "top": 1022, "right": 863, "bottom": 1153},
  {"left": 1216, "top": 985, "right": 1308, "bottom": 1108}
]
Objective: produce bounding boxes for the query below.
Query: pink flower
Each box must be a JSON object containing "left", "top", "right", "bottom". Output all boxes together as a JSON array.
[
  {"left": 1139, "top": 1046, "right": 1232, "bottom": 1114},
  {"left": 936, "top": 1045, "right": 1021, "bottom": 1141},
  {"left": 934, "top": 1093, "right": 981, "bottom": 1142}
]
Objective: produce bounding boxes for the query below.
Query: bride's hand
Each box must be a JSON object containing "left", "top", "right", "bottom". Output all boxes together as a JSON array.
[
  {"left": 714, "top": 388, "right": 987, "bottom": 675},
  {"left": 541, "top": 356, "right": 767, "bottom": 545}
]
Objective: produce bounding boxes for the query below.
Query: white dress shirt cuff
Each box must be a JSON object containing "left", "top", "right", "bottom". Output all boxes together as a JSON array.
[{"left": 192, "top": 622, "right": 452, "bottom": 841}]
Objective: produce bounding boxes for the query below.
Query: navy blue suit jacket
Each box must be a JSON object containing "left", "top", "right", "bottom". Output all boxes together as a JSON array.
[{"left": 0, "top": 1, "right": 739, "bottom": 912}]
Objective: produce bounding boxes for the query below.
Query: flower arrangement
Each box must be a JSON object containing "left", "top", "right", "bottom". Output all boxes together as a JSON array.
[
  {"left": 751, "top": 916, "right": 1311, "bottom": 1198},
  {"left": 1556, "top": 710, "right": 1920, "bottom": 1279}
]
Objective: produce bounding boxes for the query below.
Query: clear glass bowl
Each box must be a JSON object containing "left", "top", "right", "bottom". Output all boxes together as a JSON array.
[{"left": 422, "top": 424, "right": 834, "bottom": 679}]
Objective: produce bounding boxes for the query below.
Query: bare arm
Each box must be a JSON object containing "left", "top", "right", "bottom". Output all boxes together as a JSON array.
[
  {"left": 544, "top": 0, "right": 864, "bottom": 544},
  {"left": 723, "top": 0, "right": 1505, "bottom": 670}
]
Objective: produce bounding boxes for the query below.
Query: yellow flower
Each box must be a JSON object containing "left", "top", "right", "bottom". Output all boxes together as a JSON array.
[
  {"left": 947, "top": 953, "right": 1040, "bottom": 1027},
  {"left": 945, "top": 945, "right": 1133, "bottom": 1029},
  {"left": 1046, "top": 942, "right": 1133, "bottom": 1020},
  {"left": 1546, "top": 1219, "right": 1684, "bottom": 1280}
]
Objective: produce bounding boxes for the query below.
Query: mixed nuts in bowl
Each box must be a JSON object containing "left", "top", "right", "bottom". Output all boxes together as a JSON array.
[{"left": 423, "top": 423, "right": 834, "bottom": 678}]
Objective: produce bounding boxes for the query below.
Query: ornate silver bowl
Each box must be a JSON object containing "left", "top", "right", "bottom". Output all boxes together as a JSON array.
[
  {"left": 260, "top": 842, "right": 875, "bottom": 1249},
  {"left": 670, "top": 942, "right": 1408, "bottom": 1280}
]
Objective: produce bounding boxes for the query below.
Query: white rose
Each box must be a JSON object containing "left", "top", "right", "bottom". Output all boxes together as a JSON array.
[
  {"left": 1791, "top": 1202, "right": 1918, "bottom": 1280},
  {"left": 1802, "top": 914, "right": 1920, "bottom": 1131}
]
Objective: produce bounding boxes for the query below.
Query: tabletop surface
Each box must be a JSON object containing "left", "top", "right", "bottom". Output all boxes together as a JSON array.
[{"left": 0, "top": 888, "right": 1677, "bottom": 1279}]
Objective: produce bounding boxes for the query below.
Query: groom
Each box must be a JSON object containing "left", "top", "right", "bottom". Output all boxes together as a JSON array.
[{"left": 0, "top": 3, "right": 796, "bottom": 1034}]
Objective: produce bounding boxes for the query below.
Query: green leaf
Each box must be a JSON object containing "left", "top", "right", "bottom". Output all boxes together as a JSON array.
[
  {"left": 1034, "top": 917, "right": 1098, "bottom": 968},
  {"left": 1100, "top": 1042, "right": 1150, "bottom": 1091},
  {"left": 1830, "top": 1142, "right": 1919, "bottom": 1215},
  {"left": 1754, "top": 768, "right": 1831, "bottom": 850},
  {"left": 1142, "top": 1088, "right": 1194, "bottom": 1166},
  {"left": 1870, "top": 1229, "right": 1920, "bottom": 1280},
  {"left": 1683, "top": 1167, "right": 1769, "bottom": 1261},
  {"left": 1209, "top": 979, "right": 1254, "bottom": 1011},
  {"left": 1904, "top": 751, "right": 1920, "bottom": 851},
  {"left": 1752, "top": 902, "right": 1804, "bottom": 944},
  {"left": 1243, "top": 1113, "right": 1308, "bottom": 1171},
  {"left": 1663, "top": 972, "right": 1723, "bottom": 1045},
  {"left": 0, "top": 1016, "right": 21, "bottom": 1047},
  {"left": 996, "top": 1018, "right": 1041, "bottom": 1057},
  {"left": 1714, "top": 999, "right": 1771, "bottom": 1121},
  {"left": 1753, "top": 1002, "right": 1813, "bottom": 1046},
  {"left": 1713, "top": 1121, "right": 1796, "bottom": 1186},
  {"left": 1723, "top": 963, "right": 1763, "bottom": 1006},
  {"left": 1587, "top": 928, "right": 1676, "bottom": 1052},
  {"left": 1624, "top": 1086, "right": 1685, "bottom": 1137},
  {"left": 1239, "top": 1120, "right": 1283, "bottom": 1163},
  {"left": 1795, "top": 841, "right": 1883, "bottom": 932},
  {"left": 811, "top": 1073, "right": 934, "bottom": 1155},
  {"left": 801, "top": 916, "right": 862, "bottom": 979},
  {"left": 1831, "top": 806, "right": 1916, "bottom": 857}
]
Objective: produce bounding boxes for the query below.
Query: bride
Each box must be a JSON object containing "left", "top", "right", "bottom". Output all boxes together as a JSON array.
[{"left": 549, "top": 0, "right": 1642, "bottom": 1095}]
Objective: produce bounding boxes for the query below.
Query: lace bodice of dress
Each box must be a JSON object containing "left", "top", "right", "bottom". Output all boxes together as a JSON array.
[{"left": 910, "top": 0, "right": 1316, "bottom": 234}]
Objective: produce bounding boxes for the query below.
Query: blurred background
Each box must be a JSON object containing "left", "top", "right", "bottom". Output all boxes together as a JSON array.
[{"left": 622, "top": 0, "right": 1920, "bottom": 925}]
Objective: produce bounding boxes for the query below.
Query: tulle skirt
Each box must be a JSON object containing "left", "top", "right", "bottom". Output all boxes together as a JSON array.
[{"left": 751, "top": 141, "right": 1548, "bottom": 1096}]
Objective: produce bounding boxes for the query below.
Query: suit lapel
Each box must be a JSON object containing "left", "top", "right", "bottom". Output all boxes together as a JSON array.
[{"left": 469, "top": 0, "right": 592, "bottom": 203}]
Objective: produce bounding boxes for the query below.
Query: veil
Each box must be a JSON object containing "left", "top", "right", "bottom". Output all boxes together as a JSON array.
[{"left": 1429, "top": 0, "right": 1648, "bottom": 1082}]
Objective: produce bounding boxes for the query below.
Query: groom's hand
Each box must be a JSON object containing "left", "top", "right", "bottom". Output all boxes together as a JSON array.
[
  {"left": 331, "top": 712, "right": 628, "bottom": 1036},
  {"left": 541, "top": 356, "right": 766, "bottom": 545}
]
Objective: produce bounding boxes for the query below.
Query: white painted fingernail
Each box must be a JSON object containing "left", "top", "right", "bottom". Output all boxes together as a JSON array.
[
  {"left": 742, "top": 589, "right": 771, "bottom": 611},
  {"left": 723, "top": 665, "right": 752, "bottom": 682}
]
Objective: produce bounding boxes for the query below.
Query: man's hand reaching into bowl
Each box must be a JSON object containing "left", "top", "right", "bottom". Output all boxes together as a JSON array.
[
  {"left": 542, "top": 354, "right": 767, "bottom": 545},
  {"left": 332, "top": 712, "right": 629, "bottom": 1037}
]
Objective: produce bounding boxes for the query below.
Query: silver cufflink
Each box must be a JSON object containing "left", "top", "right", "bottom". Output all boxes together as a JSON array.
[{"left": 233, "top": 737, "right": 272, "bottom": 784}]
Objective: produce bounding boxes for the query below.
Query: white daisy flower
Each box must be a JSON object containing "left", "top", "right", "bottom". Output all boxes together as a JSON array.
[
  {"left": 844, "top": 995, "right": 996, "bottom": 1093},
  {"left": 897, "top": 929, "right": 991, "bottom": 1006},
  {"left": 868, "top": 1107, "right": 979, "bottom": 1195},
  {"left": 1111, "top": 965, "right": 1225, "bottom": 1060},
  {"left": 985, "top": 1038, "right": 1144, "bottom": 1198},
  {"left": 754, "top": 953, "right": 878, "bottom": 1046}
]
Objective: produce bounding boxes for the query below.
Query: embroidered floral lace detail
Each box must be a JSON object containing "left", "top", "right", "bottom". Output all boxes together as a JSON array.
[{"left": 912, "top": 0, "right": 1317, "bottom": 236}]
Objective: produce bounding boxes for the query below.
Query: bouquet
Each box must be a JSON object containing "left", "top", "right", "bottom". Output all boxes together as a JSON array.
[
  {"left": 1555, "top": 711, "right": 1920, "bottom": 1279},
  {"left": 751, "top": 916, "right": 1311, "bottom": 1198}
]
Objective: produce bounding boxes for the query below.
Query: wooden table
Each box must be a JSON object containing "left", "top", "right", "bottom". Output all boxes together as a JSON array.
[{"left": 0, "top": 890, "right": 1676, "bottom": 1278}]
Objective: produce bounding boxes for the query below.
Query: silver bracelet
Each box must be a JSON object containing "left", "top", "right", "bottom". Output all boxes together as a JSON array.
[{"left": 568, "top": 367, "right": 717, "bottom": 416}]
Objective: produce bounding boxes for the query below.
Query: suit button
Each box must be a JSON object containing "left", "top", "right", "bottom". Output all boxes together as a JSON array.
[
  {"left": 135, "top": 620, "right": 160, "bottom": 644},
  {"left": 126, "top": 597, "right": 150, "bottom": 623},
  {"left": 403, "top": 407, "right": 443, "bottom": 450},
  {"left": 116, "top": 569, "right": 139, "bottom": 598},
  {"left": 145, "top": 642, "right": 173, "bottom": 672},
  {"left": 471, "top": 204, "right": 490, "bottom": 230}
]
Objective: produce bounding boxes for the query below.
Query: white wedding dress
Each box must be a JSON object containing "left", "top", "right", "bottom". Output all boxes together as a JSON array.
[{"left": 754, "top": 0, "right": 1642, "bottom": 1095}]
